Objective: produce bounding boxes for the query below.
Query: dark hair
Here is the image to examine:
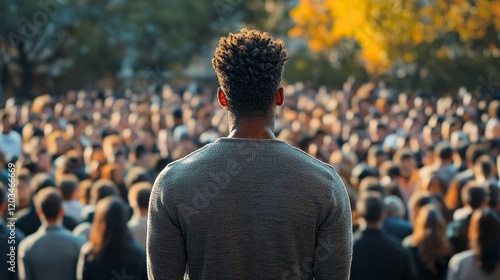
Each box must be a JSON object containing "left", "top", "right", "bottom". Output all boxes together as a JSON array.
[
  {"left": 357, "top": 192, "right": 384, "bottom": 223},
  {"left": 125, "top": 167, "right": 151, "bottom": 190},
  {"left": 461, "top": 184, "right": 487, "bottom": 209},
  {"left": 34, "top": 188, "right": 62, "bottom": 220},
  {"left": 359, "top": 177, "right": 386, "bottom": 197},
  {"left": 212, "top": 28, "right": 290, "bottom": 118},
  {"left": 90, "top": 179, "right": 118, "bottom": 204},
  {"left": 435, "top": 142, "right": 453, "bottom": 160},
  {"left": 393, "top": 149, "right": 414, "bottom": 165},
  {"left": 133, "top": 144, "right": 149, "bottom": 160},
  {"left": 409, "top": 191, "right": 436, "bottom": 225},
  {"left": 475, "top": 156, "right": 493, "bottom": 178},
  {"left": 58, "top": 175, "right": 78, "bottom": 201},
  {"left": 31, "top": 173, "right": 56, "bottom": 196},
  {"left": 128, "top": 182, "right": 152, "bottom": 210},
  {"left": 88, "top": 196, "right": 131, "bottom": 262},
  {"left": 487, "top": 183, "right": 500, "bottom": 209},
  {"left": 469, "top": 208, "right": 500, "bottom": 275},
  {"left": 412, "top": 205, "right": 450, "bottom": 274}
]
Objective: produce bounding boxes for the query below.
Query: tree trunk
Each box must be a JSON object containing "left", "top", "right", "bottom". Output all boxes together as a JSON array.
[{"left": 17, "top": 42, "right": 34, "bottom": 100}]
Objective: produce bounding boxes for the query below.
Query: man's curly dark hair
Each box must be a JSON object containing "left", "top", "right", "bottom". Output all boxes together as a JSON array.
[{"left": 212, "top": 28, "right": 290, "bottom": 118}]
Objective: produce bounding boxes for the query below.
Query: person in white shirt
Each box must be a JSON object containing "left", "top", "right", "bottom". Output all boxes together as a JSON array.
[
  {"left": 128, "top": 182, "right": 152, "bottom": 250},
  {"left": 0, "top": 111, "right": 22, "bottom": 160}
]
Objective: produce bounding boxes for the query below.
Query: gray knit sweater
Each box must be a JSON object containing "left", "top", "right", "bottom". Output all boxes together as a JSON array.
[{"left": 147, "top": 137, "right": 353, "bottom": 280}]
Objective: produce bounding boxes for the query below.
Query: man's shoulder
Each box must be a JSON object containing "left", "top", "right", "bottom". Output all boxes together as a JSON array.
[
  {"left": 18, "top": 231, "right": 41, "bottom": 253},
  {"left": 164, "top": 141, "right": 217, "bottom": 170}
]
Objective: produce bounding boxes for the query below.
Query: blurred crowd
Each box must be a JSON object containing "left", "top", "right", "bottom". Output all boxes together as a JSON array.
[{"left": 0, "top": 80, "right": 500, "bottom": 280}]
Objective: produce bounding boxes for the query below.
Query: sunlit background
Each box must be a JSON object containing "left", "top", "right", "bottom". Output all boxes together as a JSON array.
[{"left": 1, "top": 0, "right": 500, "bottom": 102}]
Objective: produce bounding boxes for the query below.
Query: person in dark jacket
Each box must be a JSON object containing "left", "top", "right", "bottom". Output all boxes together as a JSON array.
[
  {"left": 383, "top": 195, "right": 413, "bottom": 241},
  {"left": 446, "top": 183, "right": 488, "bottom": 254},
  {"left": 351, "top": 192, "right": 415, "bottom": 280},
  {"left": 76, "top": 196, "right": 146, "bottom": 280},
  {"left": 16, "top": 173, "right": 78, "bottom": 236}
]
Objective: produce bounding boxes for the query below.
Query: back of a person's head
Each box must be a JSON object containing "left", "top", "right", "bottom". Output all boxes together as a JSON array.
[
  {"left": 131, "top": 143, "right": 149, "bottom": 160},
  {"left": 461, "top": 183, "right": 487, "bottom": 209},
  {"left": 474, "top": 155, "right": 494, "bottom": 178},
  {"left": 468, "top": 208, "right": 500, "bottom": 275},
  {"left": 393, "top": 149, "right": 414, "bottom": 165},
  {"left": 434, "top": 141, "right": 453, "bottom": 161},
  {"left": 125, "top": 166, "right": 151, "bottom": 190},
  {"left": 30, "top": 173, "right": 55, "bottom": 196},
  {"left": 384, "top": 195, "right": 405, "bottom": 218},
  {"left": 379, "top": 161, "right": 400, "bottom": 179},
  {"left": 358, "top": 176, "right": 386, "bottom": 197},
  {"left": 128, "top": 182, "right": 152, "bottom": 210},
  {"left": 89, "top": 196, "right": 130, "bottom": 260},
  {"left": 34, "top": 187, "right": 62, "bottom": 221},
  {"left": 469, "top": 145, "right": 488, "bottom": 166},
  {"left": 212, "top": 28, "right": 290, "bottom": 118},
  {"left": 409, "top": 191, "right": 435, "bottom": 225},
  {"left": 351, "top": 163, "right": 373, "bottom": 186},
  {"left": 90, "top": 179, "right": 118, "bottom": 204},
  {"left": 412, "top": 205, "right": 449, "bottom": 273},
  {"left": 486, "top": 183, "right": 500, "bottom": 210},
  {"left": 57, "top": 174, "right": 79, "bottom": 201},
  {"left": 356, "top": 192, "right": 384, "bottom": 223},
  {"left": 61, "top": 150, "right": 84, "bottom": 174}
]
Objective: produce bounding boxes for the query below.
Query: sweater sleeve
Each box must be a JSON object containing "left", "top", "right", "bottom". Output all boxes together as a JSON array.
[
  {"left": 147, "top": 170, "right": 186, "bottom": 280},
  {"left": 313, "top": 170, "right": 353, "bottom": 280}
]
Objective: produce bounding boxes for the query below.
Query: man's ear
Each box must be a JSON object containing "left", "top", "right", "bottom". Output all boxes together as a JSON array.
[
  {"left": 36, "top": 208, "right": 43, "bottom": 218},
  {"left": 217, "top": 88, "right": 228, "bottom": 109},
  {"left": 275, "top": 86, "right": 284, "bottom": 106}
]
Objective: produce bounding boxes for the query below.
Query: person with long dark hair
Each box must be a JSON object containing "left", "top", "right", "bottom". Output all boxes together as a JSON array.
[
  {"left": 447, "top": 208, "right": 500, "bottom": 279},
  {"left": 404, "top": 204, "right": 451, "bottom": 279},
  {"left": 76, "top": 196, "right": 146, "bottom": 280}
]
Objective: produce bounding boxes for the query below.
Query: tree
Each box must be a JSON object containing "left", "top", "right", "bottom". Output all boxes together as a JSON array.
[
  {"left": 289, "top": 0, "right": 500, "bottom": 78},
  {"left": 0, "top": 0, "right": 76, "bottom": 98},
  {"left": 0, "top": 0, "right": 222, "bottom": 98}
]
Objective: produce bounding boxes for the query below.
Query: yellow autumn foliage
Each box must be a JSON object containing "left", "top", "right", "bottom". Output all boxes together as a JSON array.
[{"left": 290, "top": 0, "right": 500, "bottom": 75}]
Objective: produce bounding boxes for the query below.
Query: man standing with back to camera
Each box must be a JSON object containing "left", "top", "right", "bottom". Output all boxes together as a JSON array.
[{"left": 147, "top": 29, "right": 353, "bottom": 280}]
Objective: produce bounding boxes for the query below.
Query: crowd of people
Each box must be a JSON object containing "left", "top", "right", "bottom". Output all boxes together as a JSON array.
[{"left": 0, "top": 79, "right": 500, "bottom": 279}]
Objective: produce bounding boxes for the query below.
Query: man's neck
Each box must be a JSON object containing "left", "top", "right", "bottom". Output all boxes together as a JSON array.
[
  {"left": 227, "top": 114, "right": 276, "bottom": 139},
  {"left": 42, "top": 220, "right": 61, "bottom": 227}
]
